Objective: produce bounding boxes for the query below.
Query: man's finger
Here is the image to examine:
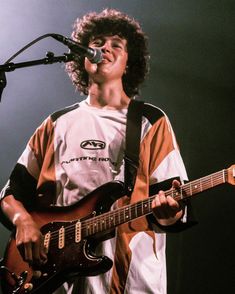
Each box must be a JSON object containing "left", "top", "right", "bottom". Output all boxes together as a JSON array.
[{"left": 24, "top": 242, "right": 33, "bottom": 263}]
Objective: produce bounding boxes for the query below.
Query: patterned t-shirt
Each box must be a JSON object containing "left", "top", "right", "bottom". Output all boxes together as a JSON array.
[{"left": 1, "top": 97, "right": 189, "bottom": 294}]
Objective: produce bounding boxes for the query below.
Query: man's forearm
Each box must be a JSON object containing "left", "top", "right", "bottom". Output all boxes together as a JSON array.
[{"left": 1, "top": 195, "right": 33, "bottom": 226}]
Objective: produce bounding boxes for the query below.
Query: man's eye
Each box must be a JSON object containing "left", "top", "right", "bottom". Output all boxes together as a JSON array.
[
  {"left": 91, "top": 40, "right": 102, "bottom": 46},
  {"left": 113, "top": 43, "right": 122, "bottom": 48}
]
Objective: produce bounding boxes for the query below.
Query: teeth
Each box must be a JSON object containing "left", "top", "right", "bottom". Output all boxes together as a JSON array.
[{"left": 101, "top": 59, "right": 109, "bottom": 63}]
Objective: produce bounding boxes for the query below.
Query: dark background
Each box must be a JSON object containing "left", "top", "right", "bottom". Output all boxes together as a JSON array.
[{"left": 0, "top": 1, "right": 234, "bottom": 293}]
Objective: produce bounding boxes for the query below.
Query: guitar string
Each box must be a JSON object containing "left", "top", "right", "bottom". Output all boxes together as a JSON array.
[
  {"left": 46, "top": 170, "right": 226, "bottom": 247},
  {"left": 46, "top": 171, "right": 225, "bottom": 242},
  {"left": 47, "top": 171, "right": 225, "bottom": 245},
  {"left": 47, "top": 177, "right": 224, "bottom": 250}
]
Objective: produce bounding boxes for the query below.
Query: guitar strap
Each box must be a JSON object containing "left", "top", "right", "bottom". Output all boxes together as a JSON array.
[{"left": 124, "top": 99, "right": 144, "bottom": 196}]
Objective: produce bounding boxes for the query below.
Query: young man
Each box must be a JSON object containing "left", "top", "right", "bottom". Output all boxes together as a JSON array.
[{"left": 0, "top": 9, "right": 194, "bottom": 294}]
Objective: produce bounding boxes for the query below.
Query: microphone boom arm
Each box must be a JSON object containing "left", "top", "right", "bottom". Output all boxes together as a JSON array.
[{"left": 0, "top": 51, "right": 75, "bottom": 72}]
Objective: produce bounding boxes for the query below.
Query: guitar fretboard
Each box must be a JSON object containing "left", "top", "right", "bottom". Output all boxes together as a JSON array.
[{"left": 81, "top": 169, "right": 227, "bottom": 237}]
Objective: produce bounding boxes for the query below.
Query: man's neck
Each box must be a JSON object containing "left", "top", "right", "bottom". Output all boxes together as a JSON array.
[{"left": 87, "top": 82, "right": 130, "bottom": 110}]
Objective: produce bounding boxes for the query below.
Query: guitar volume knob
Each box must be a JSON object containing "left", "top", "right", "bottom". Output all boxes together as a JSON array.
[
  {"left": 32, "top": 270, "right": 42, "bottom": 279},
  {"left": 24, "top": 282, "right": 34, "bottom": 292}
]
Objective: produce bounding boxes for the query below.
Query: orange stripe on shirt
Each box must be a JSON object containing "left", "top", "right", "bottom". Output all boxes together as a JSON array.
[{"left": 29, "top": 117, "right": 56, "bottom": 206}]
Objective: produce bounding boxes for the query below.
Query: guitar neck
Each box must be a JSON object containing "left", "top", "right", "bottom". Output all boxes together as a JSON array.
[
  {"left": 166, "top": 168, "right": 227, "bottom": 201},
  {"left": 82, "top": 169, "right": 228, "bottom": 238}
]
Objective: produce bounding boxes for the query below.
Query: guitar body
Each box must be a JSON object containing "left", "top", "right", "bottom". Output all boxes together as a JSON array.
[{"left": 1, "top": 181, "right": 125, "bottom": 294}]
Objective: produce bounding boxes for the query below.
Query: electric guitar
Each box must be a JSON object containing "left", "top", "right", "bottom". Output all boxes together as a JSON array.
[{"left": 1, "top": 165, "right": 235, "bottom": 294}]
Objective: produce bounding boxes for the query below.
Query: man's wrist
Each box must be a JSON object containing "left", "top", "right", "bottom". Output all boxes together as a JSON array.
[{"left": 153, "top": 209, "right": 184, "bottom": 226}]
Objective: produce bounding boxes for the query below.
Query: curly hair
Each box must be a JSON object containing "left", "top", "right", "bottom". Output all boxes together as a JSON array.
[{"left": 65, "top": 8, "right": 149, "bottom": 97}]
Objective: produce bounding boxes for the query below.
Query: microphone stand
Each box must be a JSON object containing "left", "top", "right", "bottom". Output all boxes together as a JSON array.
[
  {"left": 0, "top": 51, "right": 74, "bottom": 102},
  {"left": 0, "top": 51, "right": 74, "bottom": 72}
]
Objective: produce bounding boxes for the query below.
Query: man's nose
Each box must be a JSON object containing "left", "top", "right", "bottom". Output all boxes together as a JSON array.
[{"left": 101, "top": 41, "right": 111, "bottom": 53}]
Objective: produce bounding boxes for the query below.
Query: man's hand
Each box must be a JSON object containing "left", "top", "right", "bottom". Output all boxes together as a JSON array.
[
  {"left": 152, "top": 180, "right": 183, "bottom": 226},
  {"left": 1, "top": 195, "right": 47, "bottom": 266},
  {"left": 15, "top": 217, "right": 48, "bottom": 266}
]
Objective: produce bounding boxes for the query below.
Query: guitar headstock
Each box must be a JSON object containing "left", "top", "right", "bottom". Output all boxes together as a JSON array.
[{"left": 227, "top": 165, "right": 235, "bottom": 185}]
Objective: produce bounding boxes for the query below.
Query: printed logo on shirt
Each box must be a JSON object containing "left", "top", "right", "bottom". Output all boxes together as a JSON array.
[
  {"left": 61, "top": 156, "right": 117, "bottom": 166},
  {"left": 80, "top": 140, "right": 106, "bottom": 150}
]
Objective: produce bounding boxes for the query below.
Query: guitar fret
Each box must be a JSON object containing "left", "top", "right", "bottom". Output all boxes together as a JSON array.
[
  {"left": 143, "top": 200, "right": 150, "bottom": 214},
  {"left": 172, "top": 189, "right": 181, "bottom": 200},
  {"left": 137, "top": 203, "right": 142, "bottom": 219},
  {"left": 87, "top": 224, "right": 90, "bottom": 236},
  {"left": 222, "top": 169, "right": 225, "bottom": 183},
  {"left": 178, "top": 189, "right": 181, "bottom": 198},
  {"left": 135, "top": 202, "right": 138, "bottom": 219},
  {"left": 190, "top": 180, "right": 200, "bottom": 194},
  {"left": 109, "top": 214, "right": 114, "bottom": 228},
  {"left": 122, "top": 208, "right": 126, "bottom": 222},
  {"left": 115, "top": 212, "right": 119, "bottom": 225},
  {"left": 96, "top": 220, "right": 99, "bottom": 233},
  {"left": 108, "top": 215, "right": 111, "bottom": 228},
  {"left": 102, "top": 218, "right": 106, "bottom": 231},
  {"left": 199, "top": 178, "right": 202, "bottom": 192},
  {"left": 189, "top": 182, "right": 192, "bottom": 196},
  {"left": 93, "top": 221, "right": 97, "bottom": 234},
  {"left": 182, "top": 186, "right": 185, "bottom": 199},
  {"left": 210, "top": 175, "right": 213, "bottom": 187},
  {"left": 118, "top": 208, "right": 121, "bottom": 225},
  {"left": 125, "top": 207, "right": 130, "bottom": 221},
  {"left": 95, "top": 222, "right": 98, "bottom": 233},
  {"left": 89, "top": 224, "right": 91, "bottom": 235},
  {"left": 102, "top": 220, "right": 105, "bottom": 232},
  {"left": 134, "top": 203, "right": 139, "bottom": 218}
]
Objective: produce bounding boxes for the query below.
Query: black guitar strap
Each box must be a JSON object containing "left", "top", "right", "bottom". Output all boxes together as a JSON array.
[{"left": 124, "top": 99, "right": 144, "bottom": 196}]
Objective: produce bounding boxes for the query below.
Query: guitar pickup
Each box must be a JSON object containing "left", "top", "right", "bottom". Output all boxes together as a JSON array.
[{"left": 75, "top": 221, "right": 81, "bottom": 243}]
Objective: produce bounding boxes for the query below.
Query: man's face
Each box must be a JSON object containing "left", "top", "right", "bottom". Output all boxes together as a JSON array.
[{"left": 84, "top": 35, "right": 128, "bottom": 83}]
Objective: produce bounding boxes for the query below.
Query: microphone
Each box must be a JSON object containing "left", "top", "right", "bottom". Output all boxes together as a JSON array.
[{"left": 51, "top": 34, "right": 103, "bottom": 64}]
